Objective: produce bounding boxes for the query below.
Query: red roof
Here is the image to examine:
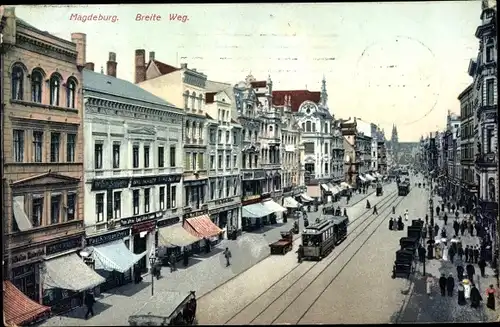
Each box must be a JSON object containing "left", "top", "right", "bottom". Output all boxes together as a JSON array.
[
  {"left": 3, "top": 281, "right": 50, "bottom": 326},
  {"left": 150, "top": 60, "right": 179, "bottom": 75},
  {"left": 250, "top": 81, "right": 267, "bottom": 88},
  {"left": 183, "top": 215, "right": 223, "bottom": 238},
  {"left": 272, "top": 90, "right": 321, "bottom": 112}
]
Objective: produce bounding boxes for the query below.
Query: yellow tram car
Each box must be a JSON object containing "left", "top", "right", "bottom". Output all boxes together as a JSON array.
[{"left": 302, "top": 216, "right": 348, "bottom": 261}]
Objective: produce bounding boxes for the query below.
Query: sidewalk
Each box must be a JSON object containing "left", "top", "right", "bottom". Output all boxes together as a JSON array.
[
  {"left": 398, "top": 190, "right": 498, "bottom": 323},
  {"left": 39, "top": 189, "right": 374, "bottom": 326}
]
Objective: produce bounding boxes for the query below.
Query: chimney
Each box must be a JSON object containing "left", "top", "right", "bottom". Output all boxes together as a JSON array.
[
  {"left": 135, "top": 49, "right": 146, "bottom": 83},
  {"left": 107, "top": 52, "right": 117, "bottom": 77},
  {"left": 149, "top": 51, "right": 155, "bottom": 62},
  {"left": 71, "top": 33, "right": 87, "bottom": 67},
  {"left": 180, "top": 63, "right": 188, "bottom": 69},
  {"left": 84, "top": 62, "right": 95, "bottom": 71}
]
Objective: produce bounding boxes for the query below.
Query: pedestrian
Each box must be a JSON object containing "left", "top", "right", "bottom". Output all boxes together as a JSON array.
[
  {"left": 436, "top": 206, "right": 440, "bottom": 216},
  {"left": 443, "top": 213, "right": 448, "bottom": 225},
  {"left": 446, "top": 274, "right": 455, "bottom": 297},
  {"left": 204, "top": 237, "right": 211, "bottom": 253},
  {"left": 451, "top": 203, "right": 456, "bottom": 212},
  {"left": 439, "top": 273, "right": 447, "bottom": 296},
  {"left": 457, "top": 282, "right": 466, "bottom": 305},
  {"left": 418, "top": 245, "right": 426, "bottom": 262},
  {"left": 447, "top": 202, "right": 451, "bottom": 213},
  {"left": 392, "top": 206, "right": 396, "bottom": 214},
  {"left": 485, "top": 284, "right": 496, "bottom": 310},
  {"left": 84, "top": 290, "right": 96, "bottom": 320},
  {"left": 434, "top": 223, "right": 439, "bottom": 237},
  {"left": 457, "top": 264, "right": 464, "bottom": 281},
  {"left": 466, "top": 263, "right": 475, "bottom": 282},
  {"left": 183, "top": 248, "right": 189, "bottom": 267},
  {"left": 343, "top": 208, "right": 348, "bottom": 217},
  {"left": 389, "top": 218, "right": 394, "bottom": 231},
  {"left": 465, "top": 245, "right": 470, "bottom": 262},
  {"left": 223, "top": 247, "right": 232, "bottom": 267},
  {"left": 460, "top": 221, "right": 466, "bottom": 236},
  {"left": 469, "top": 222, "right": 474, "bottom": 236},
  {"left": 453, "top": 220, "right": 460, "bottom": 236},
  {"left": 366, "top": 200, "right": 371, "bottom": 209},
  {"left": 478, "top": 258, "right": 487, "bottom": 277},
  {"left": 373, "top": 205, "right": 378, "bottom": 215},
  {"left": 134, "top": 264, "right": 143, "bottom": 284},
  {"left": 422, "top": 224, "right": 427, "bottom": 239},
  {"left": 426, "top": 274, "right": 434, "bottom": 295},
  {"left": 455, "top": 210, "right": 460, "bottom": 220},
  {"left": 404, "top": 209, "right": 409, "bottom": 221},
  {"left": 441, "top": 203, "right": 445, "bottom": 213},
  {"left": 425, "top": 214, "right": 429, "bottom": 224},
  {"left": 458, "top": 246, "right": 464, "bottom": 261},
  {"left": 448, "top": 246, "right": 455, "bottom": 263},
  {"left": 169, "top": 252, "right": 177, "bottom": 272},
  {"left": 470, "top": 284, "right": 482, "bottom": 308},
  {"left": 473, "top": 246, "right": 479, "bottom": 263}
]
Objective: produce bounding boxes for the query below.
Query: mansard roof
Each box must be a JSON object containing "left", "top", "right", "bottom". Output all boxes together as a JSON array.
[
  {"left": 272, "top": 90, "right": 321, "bottom": 112},
  {"left": 83, "top": 69, "right": 182, "bottom": 113}
]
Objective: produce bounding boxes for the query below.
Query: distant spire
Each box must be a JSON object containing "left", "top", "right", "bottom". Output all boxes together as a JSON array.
[{"left": 320, "top": 75, "right": 328, "bottom": 107}]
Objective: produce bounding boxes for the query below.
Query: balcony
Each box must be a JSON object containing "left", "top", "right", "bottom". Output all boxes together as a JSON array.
[{"left": 475, "top": 153, "right": 496, "bottom": 167}]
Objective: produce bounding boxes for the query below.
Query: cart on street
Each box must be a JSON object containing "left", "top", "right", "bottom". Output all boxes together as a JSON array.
[{"left": 269, "top": 230, "right": 294, "bottom": 255}]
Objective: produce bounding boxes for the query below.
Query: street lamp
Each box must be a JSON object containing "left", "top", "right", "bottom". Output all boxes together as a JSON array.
[{"left": 149, "top": 255, "right": 157, "bottom": 296}]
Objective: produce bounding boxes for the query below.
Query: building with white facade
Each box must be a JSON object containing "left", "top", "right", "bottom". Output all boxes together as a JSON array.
[
  {"left": 204, "top": 83, "right": 242, "bottom": 235},
  {"left": 82, "top": 57, "right": 184, "bottom": 285}
]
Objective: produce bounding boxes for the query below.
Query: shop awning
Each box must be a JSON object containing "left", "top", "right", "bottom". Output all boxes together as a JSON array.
[
  {"left": 262, "top": 200, "right": 287, "bottom": 213},
  {"left": 301, "top": 193, "right": 315, "bottom": 202},
  {"left": 365, "top": 174, "right": 376, "bottom": 181},
  {"left": 340, "top": 182, "right": 352, "bottom": 189},
  {"left": 321, "top": 184, "right": 329, "bottom": 192},
  {"left": 283, "top": 196, "right": 301, "bottom": 208},
  {"left": 327, "top": 183, "right": 340, "bottom": 195},
  {"left": 359, "top": 175, "right": 367, "bottom": 182},
  {"left": 184, "top": 215, "right": 223, "bottom": 238},
  {"left": 43, "top": 253, "right": 106, "bottom": 292},
  {"left": 374, "top": 172, "right": 382, "bottom": 178},
  {"left": 306, "top": 185, "right": 321, "bottom": 198},
  {"left": 92, "top": 240, "right": 147, "bottom": 274},
  {"left": 158, "top": 224, "right": 200, "bottom": 248},
  {"left": 332, "top": 185, "right": 343, "bottom": 194},
  {"left": 3, "top": 281, "right": 50, "bottom": 326},
  {"left": 242, "top": 203, "right": 274, "bottom": 218}
]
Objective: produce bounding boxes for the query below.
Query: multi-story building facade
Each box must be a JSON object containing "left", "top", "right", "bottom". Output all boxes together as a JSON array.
[
  {"left": 471, "top": 1, "right": 498, "bottom": 249},
  {"left": 1, "top": 11, "right": 104, "bottom": 312},
  {"left": 370, "top": 123, "right": 380, "bottom": 173},
  {"left": 353, "top": 118, "right": 374, "bottom": 181},
  {"left": 204, "top": 84, "right": 242, "bottom": 235},
  {"left": 341, "top": 118, "right": 373, "bottom": 188},
  {"left": 136, "top": 57, "right": 224, "bottom": 245},
  {"left": 82, "top": 52, "right": 184, "bottom": 286},
  {"left": 444, "top": 112, "right": 461, "bottom": 200},
  {"left": 459, "top": 83, "right": 476, "bottom": 212},
  {"left": 375, "top": 127, "right": 388, "bottom": 175}
]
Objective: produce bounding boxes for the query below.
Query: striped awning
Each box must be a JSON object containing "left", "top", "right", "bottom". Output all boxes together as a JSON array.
[
  {"left": 184, "top": 215, "right": 223, "bottom": 238},
  {"left": 3, "top": 281, "right": 50, "bottom": 326}
]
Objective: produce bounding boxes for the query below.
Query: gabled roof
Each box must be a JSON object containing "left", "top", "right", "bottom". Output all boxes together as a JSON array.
[
  {"left": 272, "top": 90, "right": 321, "bottom": 112},
  {"left": 147, "top": 60, "right": 179, "bottom": 76},
  {"left": 83, "top": 69, "right": 182, "bottom": 113}
]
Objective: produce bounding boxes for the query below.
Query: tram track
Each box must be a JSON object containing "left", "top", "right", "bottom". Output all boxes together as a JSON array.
[{"left": 224, "top": 188, "right": 403, "bottom": 325}]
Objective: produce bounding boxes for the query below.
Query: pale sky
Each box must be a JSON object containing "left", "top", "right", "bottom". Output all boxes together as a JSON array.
[{"left": 16, "top": 2, "right": 481, "bottom": 141}]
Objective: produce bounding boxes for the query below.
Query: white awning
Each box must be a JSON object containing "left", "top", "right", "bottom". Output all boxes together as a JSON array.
[
  {"left": 242, "top": 203, "right": 274, "bottom": 218},
  {"left": 283, "top": 197, "right": 301, "bottom": 208},
  {"left": 158, "top": 224, "right": 200, "bottom": 248},
  {"left": 262, "top": 200, "right": 287, "bottom": 213},
  {"left": 359, "top": 175, "right": 367, "bottom": 182},
  {"left": 92, "top": 240, "right": 147, "bottom": 273},
  {"left": 301, "top": 193, "right": 314, "bottom": 202},
  {"left": 332, "top": 185, "right": 343, "bottom": 193},
  {"left": 325, "top": 183, "right": 337, "bottom": 195},
  {"left": 13, "top": 196, "right": 33, "bottom": 231},
  {"left": 340, "top": 182, "right": 352, "bottom": 189},
  {"left": 321, "top": 184, "right": 329, "bottom": 191},
  {"left": 365, "top": 174, "right": 376, "bottom": 181},
  {"left": 43, "top": 253, "right": 105, "bottom": 292}
]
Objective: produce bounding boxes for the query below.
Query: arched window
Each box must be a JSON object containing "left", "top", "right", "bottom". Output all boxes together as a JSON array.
[
  {"left": 198, "top": 123, "right": 204, "bottom": 140},
  {"left": 191, "top": 92, "right": 196, "bottom": 110},
  {"left": 183, "top": 91, "right": 189, "bottom": 109},
  {"left": 191, "top": 121, "right": 197, "bottom": 139},
  {"left": 305, "top": 121, "right": 311, "bottom": 132},
  {"left": 50, "top": 74, "right": 61, "bottom": 106},
  {"left": 198, "top": 94, "right": 203, "bottom": 110},
  {"left": 185, "top": 120, "right": 191, "bottom": 141},
  {"left": 66, "top": 78, "right": 77, "bottom": 108},
  {"left": 31, "top": 69, "right": 44, "bottom": 103},
  {"left": 11, "top": 66, "right": 24, "bottom": 100}
]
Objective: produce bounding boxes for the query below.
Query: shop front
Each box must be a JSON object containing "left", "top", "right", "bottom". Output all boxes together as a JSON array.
[
  {"left": 84, "top": 228, "right": 133, "bottom": 293},
  {"left": 262, "top": 194, "right": 287, "bottom": 224},
  {"left": 241, "top": 195, "right": 275, "bottom": 231},
  {"left": 41, "top": 235, "right": 105, "bottom": 314},
  {"left": 156, "top": 216, "right": 200, "bottom": 263},
  {"left": 183, "top": 209, "right": 223, "bottom": 250},
  {"left": 208, "top": 197, "right": 242, "bottom": 238},
  {"left": 9, "top": 244, "right": 46, "bottom": 303}
]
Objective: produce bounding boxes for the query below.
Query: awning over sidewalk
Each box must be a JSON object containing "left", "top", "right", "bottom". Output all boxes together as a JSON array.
[
  {"left": 242, "top": 203, "right": 274, "bottom": 218},
  {"left": 158, "top": 224, "right": 200, "bottom": 248},
  {"left": 306, "top": 185, "right": 321, "bottom": 198},
  {"left": 92, "top": 240, "right": 147, "bottom": 274},
  {"left": 43, "top": 253, "right": 105, "bottom": 292},
  {"left": 340, "top": 182, "right": 352, "bottom": 189},
  {"left": 321, "top": 184, "right": 330, "bottom": 192},
  {"left": 365, "top": 174, "right": 376, "bottom": 181},
  {"left": 301, "top": 193, "right": 315, "bottom": 202},
  {"left": 332, "top": 185, "right": 343, "bottom": 194},
  {"left": 358, "top": 175, "right": 367, "bottom": 182},
  {"left": 262, "top": 199, "right": 287, "bottom": 213},
  {"left": 327, "top": 183, "right": 340, "bottom": 195},
  {"left": 184, "top": 215, "right": 223, "bottom": 239},
  {"left": 283, "top": 196, "right": 301, "bottom": 208},
  {"left": 3, "top": 281, "right": 50, "bottom": 326}
]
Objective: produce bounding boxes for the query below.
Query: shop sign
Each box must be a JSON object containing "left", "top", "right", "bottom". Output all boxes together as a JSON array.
[
  {"left": 254, "top": 171, "right": 265, "bottom": 179},
  {"left": 11, "top": 247, "right": 45, "bottom": 265},
  {"left": 132, "top": 220, "right": 156, "bottom": 234},
  {"left": 120, "top": 211, "right": 165, "bottom": 227},
  {"left": 214, "top": 197, "right": 234, "bottom": 206},
  {"left": 209, "top": 204, "right": 239, "bottom": 215},
  {"left": 183, "top": 179, "right": 207, "bottom": 187},
  {"left": 45, "top": 236, "right": 82, "bottom": 256},
  {"left": 91, "top": 177, "right": 130, "bottom": 191},
  {"left": 183, "top": 208, "right": 209, "bottom": 220},
  {"left": 86, "top": 229, "right": 130, "bottom": 247},
  {"left": 157, "top": 217, "right": 180, "bottom": 228},
  {"left": 242, "top": 172, "right": 253, "bottom": 180},
  {"left": 242, "top": 194, "right": 260, "bottom": 202},
  {"left": 131, "top": 174, "right": 181, "bottom": 187}
]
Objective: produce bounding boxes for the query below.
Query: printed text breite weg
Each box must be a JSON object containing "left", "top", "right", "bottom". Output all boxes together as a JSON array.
[{"left": 135, "top": 14, "right": 189, "bottom": 22}]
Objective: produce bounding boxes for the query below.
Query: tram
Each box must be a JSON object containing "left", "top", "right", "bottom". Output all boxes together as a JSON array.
[
  {"left": 302, "top": 216, "right": 348, "bottom": 261},
  {"left": 398, "top": 180, "right": 410, "bottom": 196}
]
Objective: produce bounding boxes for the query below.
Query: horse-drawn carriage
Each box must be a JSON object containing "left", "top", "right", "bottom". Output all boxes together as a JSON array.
[
  {"left": 392, "top": 236, "right": 419, "bottom": 279},
  {"left": 269, "top": 230, "right": 294, "bottom": 255},
  {"left": 128, "top": 290, "right": 197, "bottom": 326}
]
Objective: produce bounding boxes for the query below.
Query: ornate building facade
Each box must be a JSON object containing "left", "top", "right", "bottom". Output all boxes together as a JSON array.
[{"left": 459, "top": 83, "right": 476, "bottom": 212}]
